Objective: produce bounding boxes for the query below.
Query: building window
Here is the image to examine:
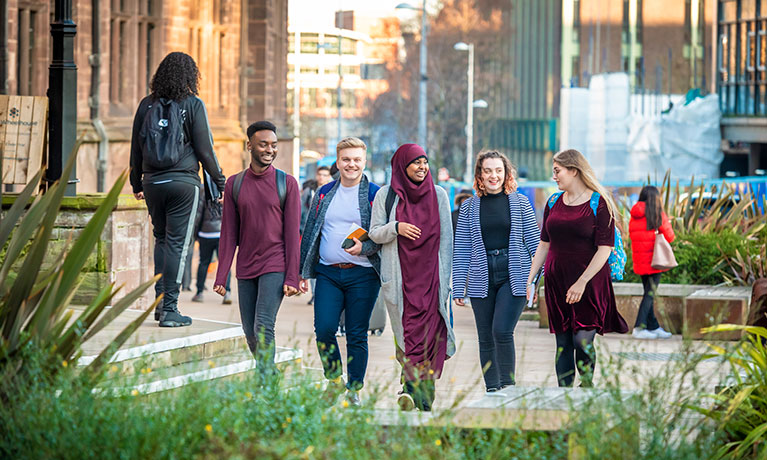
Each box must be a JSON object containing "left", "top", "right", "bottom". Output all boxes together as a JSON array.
[
  {"left": 622, "top": 0, "right": 629, "bottom": 45},
  {"left": 571, "top": 56, "right": 581, "bottom": 87},
  {"left": 110, "top": 1, "right": 129, "bottom": 104},
  {"left": 572, "top": 0, "right": 581, "bottom": 43},
  {"left": 16, "top": 7, "right": 39, "bottom": 95},
  {"left": 636, "top": 0, "right": 643, "bottom": 46},
  {"left": 188, "top": 1, "right": 228, "bottom": 111},
  {"left": 361, "top": 63, "right": 386, "bottom": 80}
]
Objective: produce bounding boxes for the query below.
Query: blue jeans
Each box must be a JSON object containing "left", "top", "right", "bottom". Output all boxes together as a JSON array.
[
  {"left": 237, "top": 273, "right": 284, "bottom": 375},
  {"left": 314, "top": 263, "right": 380, "bottom": 390}
]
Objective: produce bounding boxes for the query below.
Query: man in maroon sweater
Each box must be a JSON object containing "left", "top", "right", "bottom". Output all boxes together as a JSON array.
[{"left": 214, "top": 121, "right": 301, "bottom": 375}]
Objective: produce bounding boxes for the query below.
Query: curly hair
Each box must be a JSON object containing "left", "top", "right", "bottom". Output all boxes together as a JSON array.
[
  {"left": 149, "top": 52, "right": 200, "bottom": 101},
  {"left": 473, "top": 150, "right": 517, "bottom": 196}
]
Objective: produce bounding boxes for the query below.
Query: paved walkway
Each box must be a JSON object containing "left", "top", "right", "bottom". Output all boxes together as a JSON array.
[{"left": 85, "top": 278, "right": 728, "bottom": 410}]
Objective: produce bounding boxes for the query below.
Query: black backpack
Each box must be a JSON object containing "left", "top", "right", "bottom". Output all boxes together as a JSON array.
[
  {"left": 139, "top": 98, "right": 185, "bottom": 169},
  {"left": 232, "top": 168, "right": 287, "bottom": 211},
  {"left": 385, "top": 187, "right": 396, "bottom": 221}
]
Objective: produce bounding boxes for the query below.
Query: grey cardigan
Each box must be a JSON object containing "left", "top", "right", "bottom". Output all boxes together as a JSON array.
[
  {"left": 299, "top": 176, "right": 382, "bottom": 279},
  {"left": 368, "top": 185, "right": 456, "bottom": 358}
]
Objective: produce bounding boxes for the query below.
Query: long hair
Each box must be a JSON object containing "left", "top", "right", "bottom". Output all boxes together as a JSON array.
[
  {"left": 149, "top": 52, "right": 200, "bottom": 101},
  {"left": 638, "top": 185, "right": 663, "bottom": 230},
  {"left": 552, "top": 149, "right": 618, "bottom": 223},
  {"left": 473, "top": 150, "right": 517, "bottom": 196}
]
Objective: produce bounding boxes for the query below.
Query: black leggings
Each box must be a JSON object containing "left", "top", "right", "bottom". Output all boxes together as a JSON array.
[{"left": 555, "top": 329, "right": 597, "bottom": 387}]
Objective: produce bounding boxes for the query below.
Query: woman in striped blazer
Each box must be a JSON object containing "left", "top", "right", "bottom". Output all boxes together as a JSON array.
[{"left": 452, "top": 150, "right": 540, "bottom": 393}]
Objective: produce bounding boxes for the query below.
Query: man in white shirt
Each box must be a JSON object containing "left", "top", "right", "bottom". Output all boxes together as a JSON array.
[{"left": 298, "top": 137, "right": 382, "bottom": 406}]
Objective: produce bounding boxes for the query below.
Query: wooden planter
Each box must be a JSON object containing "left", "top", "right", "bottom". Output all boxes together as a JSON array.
[{"left": 538, "top": 282, "right": 752, "bottom": 340}]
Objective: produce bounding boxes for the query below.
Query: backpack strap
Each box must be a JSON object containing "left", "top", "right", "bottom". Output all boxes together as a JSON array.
[
  {"left": 368, "top": 182, "right": 381, "bottom": 207},
  {"left": 547, "top": 192, "right": 564, "bottom": 208},
  {"left": 234, "top": 168, "right": 287, "bottom": 211},
  {"left": 275, "top": 168, "right": 287, "bottom": 210},
  {"left": 385, "top": 187, "right": 396, "bottom": 222},
  {"left": 589, "top": 192, "right": 600, "bottom": 217},
  {"left": 232, "top": 170, "right": 247, "bottom": 211}
]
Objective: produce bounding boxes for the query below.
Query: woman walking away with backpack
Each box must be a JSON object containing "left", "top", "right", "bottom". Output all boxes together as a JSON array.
[
  {"left": 369, "top": 143, "right": 455, "bottom": 412},
  {"left": 130, "top": 52, "right": 226, "bottom": 328},
  {"left": 526, "top": 149, "right": 628, "bottom": 387},
  {"left": 628, "top": 186, "right": 675, "bottom": 339},
  {"left": 452, "top": 151, "right": 540, "bottom": 393}
]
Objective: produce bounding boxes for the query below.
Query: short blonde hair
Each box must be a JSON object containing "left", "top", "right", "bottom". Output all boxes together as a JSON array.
[{"left": 336, "top": 137, "right": 367, "bottom": 156}]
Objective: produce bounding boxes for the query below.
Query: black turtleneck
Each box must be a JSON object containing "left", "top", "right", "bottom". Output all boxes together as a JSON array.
[{"left": 480, "top": 192, "right": 510, "bottom": 250}]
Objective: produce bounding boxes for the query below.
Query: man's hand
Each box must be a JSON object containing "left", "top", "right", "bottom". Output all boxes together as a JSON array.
[
  {"left": 397, "top": 222, "right": 421, "bottom": 241},
  {"left": 344, "top": 237, "right": 363, "bottom": 256},
  {"left": 454, "top": 298, "right": 466, "bottom": 307},
  {"left": 134, "top": 192, "right": 145, "bottom": 200},
  {"left": 283, "top": 285, "right": 299, "bottom": 297},
  {"left": 299, "top": 278, "right": 310, "bottom": 293},
  {"left": 213, "top": 285, "right": 226, "bottom": 296}
]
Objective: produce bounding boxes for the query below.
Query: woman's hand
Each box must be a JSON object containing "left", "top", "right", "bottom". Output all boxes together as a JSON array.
[
  {"left": 454, "top": 298, "right": 466, "bottom": 307},
  {"left": 566, "top": 279, "right": 587, "bottom": 304},
  {"left": 526, "top": 283, "right": 535, "bottom": 300},
  {"left": 397, "top": 222, "right": 421, "bottom": 240}
]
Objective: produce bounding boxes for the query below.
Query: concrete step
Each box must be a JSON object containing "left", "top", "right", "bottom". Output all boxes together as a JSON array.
[
  {"left": 78, "top": 326, "right": 250, "bottom": 375},
  {"left": 94, "top": 346, "right": 304, "bottom": 395}
]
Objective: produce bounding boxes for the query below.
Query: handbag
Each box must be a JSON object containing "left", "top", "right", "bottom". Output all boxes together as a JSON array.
[{"left": 651, "top": 230, "right": 678, "bottom": 271}]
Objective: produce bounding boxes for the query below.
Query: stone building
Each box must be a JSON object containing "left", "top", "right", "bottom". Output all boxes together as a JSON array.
[{"left": 1, "top": 0, "right": 291, "bottom": 193}]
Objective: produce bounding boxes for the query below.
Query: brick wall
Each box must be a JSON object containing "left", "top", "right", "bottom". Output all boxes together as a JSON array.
[{"left": 3, "top": 0, "right": 290, "bottom": 192}]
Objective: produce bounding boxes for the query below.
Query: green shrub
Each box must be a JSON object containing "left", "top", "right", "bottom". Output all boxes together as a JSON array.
[
  {"left": 0, "top": 346, "right": 727, "bottom": 460},
  {"left": 692, "top": 324, "right": 767, "bottom": 459},
  {"left": 622, "top": 228, "right": 759, "bottom": 285}
]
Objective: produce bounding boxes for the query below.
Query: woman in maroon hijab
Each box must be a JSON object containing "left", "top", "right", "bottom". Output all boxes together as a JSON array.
[{"left": 369, "top": 144, "right": 455, "bottom": 411}]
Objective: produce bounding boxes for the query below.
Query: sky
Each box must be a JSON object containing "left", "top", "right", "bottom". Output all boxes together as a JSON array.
[{"left": 288, "top": 0, "right": 417, "bottom": 29}]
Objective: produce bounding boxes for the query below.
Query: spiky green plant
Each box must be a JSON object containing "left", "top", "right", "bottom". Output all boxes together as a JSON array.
[
  {"left": 0, "top": 141, "right": 159, "bottom": 388},
  {"left": 692, "top": 324, "right": 767, "bottom": 459}
]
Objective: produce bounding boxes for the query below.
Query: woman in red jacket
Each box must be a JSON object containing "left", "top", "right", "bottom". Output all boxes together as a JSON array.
[{"left": 628, "top": 186, "right": 675, "bottom": 339}]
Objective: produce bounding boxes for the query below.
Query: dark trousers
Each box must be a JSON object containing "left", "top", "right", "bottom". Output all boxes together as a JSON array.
[
  {"left": 470, "top": 249, "right": 525, "bottom": 390},
  {"left": 635, "top": 273, "right": 662, "bottom": 330},
  {"left": 313, "top": 263, "right": 380, "bottom": 390},
  {"left": 238, "top": 273, "right": 285, "bottom": 374},
  {"left": 555, "top": 329, "right": 597, "bottom": 387},
  {"left": 196, "top": 237, "right": 230, "bottom": 294},
  {"left": 144, "top": 180, "right": 200, "bottom": 313}
]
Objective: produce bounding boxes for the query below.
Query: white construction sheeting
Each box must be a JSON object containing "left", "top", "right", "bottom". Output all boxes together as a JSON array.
[{"left": 560, "top": 72, "right": 723, "bottom": 181}]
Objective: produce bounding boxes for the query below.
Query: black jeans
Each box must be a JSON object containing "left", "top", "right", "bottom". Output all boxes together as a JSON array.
[
  {"left": 196, "top": 237, "right": 230, "bottom": 294},
  {"left": 470, "top": 249, "right": 525, "bottom": 390},
  {"left": 313, "top": 264, "right": 380, "bottom": 390},
  {"left": 144, "top": 180, "right": 200, "bottom": 313},
  {"left": 635, "top": 273, "right": 661, "bottom": 330},
  {"left": 238, "top": 272, "right": 285, "bottom": 375}
]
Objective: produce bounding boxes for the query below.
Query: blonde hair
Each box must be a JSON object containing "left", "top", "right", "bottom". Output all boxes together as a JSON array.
[
  {"left": 473, "top": 150, "right": 518, "bottom": 196},
  {"left": 552, "top": 149, "right": 619, "bottom": 223},
  {"left": 336, "top": 137, "right": 367, "bottom": 155}
]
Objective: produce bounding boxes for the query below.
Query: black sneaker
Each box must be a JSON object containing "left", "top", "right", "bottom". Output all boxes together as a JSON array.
[
  {"left": 159, "top": 310, "right": 192, "bottom": 327},
  {"left": 191, "top": 293, "right": 204, "bottom": 303}
]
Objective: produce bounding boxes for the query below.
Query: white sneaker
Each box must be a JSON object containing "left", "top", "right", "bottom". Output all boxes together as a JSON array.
[
  {"left": 632, "top": 328, "right": 658, "bottom": 339},
  {"left": 649, "top": 327, "right": 672, "bottom": 339}
]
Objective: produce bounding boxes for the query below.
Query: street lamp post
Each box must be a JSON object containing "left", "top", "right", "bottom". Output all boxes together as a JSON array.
[
  {"left": 48, "top": 0, "right": 78, "bottom": 195},
  {"left": 396, "top": 1, "right": 428, "bottom": 150},
  {"left": 454, "top": 42, "right": 474, "bottom": 184},
  {"left": 292, "top": 31, "right": 301, "bottom": 178}
]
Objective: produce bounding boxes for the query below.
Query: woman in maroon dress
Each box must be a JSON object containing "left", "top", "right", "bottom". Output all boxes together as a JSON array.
[{"left": 526, "top": 149, "right": 628, "bottom": 387}]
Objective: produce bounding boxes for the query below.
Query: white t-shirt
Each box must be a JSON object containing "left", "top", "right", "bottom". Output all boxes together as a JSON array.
[{"left": 319, "top": 183, "right": 372, "bottom": 267}]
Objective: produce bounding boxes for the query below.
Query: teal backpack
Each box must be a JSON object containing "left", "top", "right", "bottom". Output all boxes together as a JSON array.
[{"left": 548, "top": 191, "right": 626, "bottom": 281}]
